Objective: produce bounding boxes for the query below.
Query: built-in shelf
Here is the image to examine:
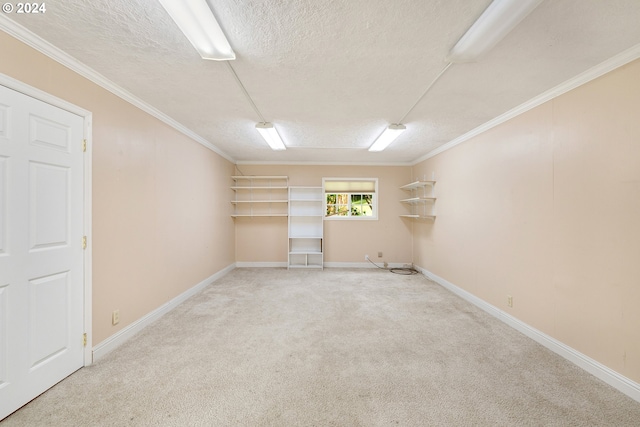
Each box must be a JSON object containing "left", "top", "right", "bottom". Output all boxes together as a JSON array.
[
  {"left": 231, "top": 175, "right": 288, "bottom": 180},
  {"left": 231, "top": 176, "right": 289, "bottom": 218},
  {"left": 231, "top": 213, "right": 289, "bottom": 218},
  {"left": 288, "top": 186, "right": 324, "bottom": 269},
  {"left": 231, "top": 200, "right": 289, "bottom": 204},
  {"left": 400, "top": 180, "right": 436, "bottom": 220},
  {"left": 231, "top": 186, "right": 288, "bottom": 190}
]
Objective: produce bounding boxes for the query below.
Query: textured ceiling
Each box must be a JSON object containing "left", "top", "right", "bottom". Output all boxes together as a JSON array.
[{"left": 5, "top": 0, "right": 640, "bottom": 164}]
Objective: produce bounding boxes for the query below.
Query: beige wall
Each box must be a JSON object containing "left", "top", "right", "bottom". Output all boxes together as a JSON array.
[
  {"left": 412, "top": 59, "right": 640, "bottom": 383},
  {"left": 0, "top": 32, "right": 235, "bottom": 345},
  {"left": 235, "top": 165, "right": 413, "bottom": 265},
  {"left": 5, "top": 25, "right": 638, "bottom": 385}
]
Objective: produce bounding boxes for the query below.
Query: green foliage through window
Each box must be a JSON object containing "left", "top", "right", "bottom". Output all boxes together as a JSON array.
[{"left": 326, "top": 193, "right": 373, "bottom": 217}]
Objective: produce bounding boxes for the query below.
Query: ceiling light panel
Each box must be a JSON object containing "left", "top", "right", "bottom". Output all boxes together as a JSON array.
[
  {"left": 256, "top": 123, "right": 287, "bottom": 151},
  {"left": 446, "top": 0, "right": 544, "bottom": 63},
  {"left": 158, "top": 0, "right": 235, "bottom": 60},
  {"left": 368, "top": 124, "right": 406, "bottom": 152}
]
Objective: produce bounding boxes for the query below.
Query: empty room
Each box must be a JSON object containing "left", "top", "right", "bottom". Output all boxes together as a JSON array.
[{"left": 1, "top": 0, "right": 640, "bottom": 425}]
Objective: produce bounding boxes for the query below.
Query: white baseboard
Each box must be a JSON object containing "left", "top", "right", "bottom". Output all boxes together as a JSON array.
[
  {"left": 415, "top": 265, "right": 640, "bottom": 403},
  {"left": 234, "top": 261, "right": 409, "bottom": 269},
  {"left": 92, "top": 263, "right": 235, "bottom": 362},
  {"left": 235, "top": 262, "right": 288, "bottom": 268},
  {"left": 324, "top": 262, "right": 408, "bottom": 269}
]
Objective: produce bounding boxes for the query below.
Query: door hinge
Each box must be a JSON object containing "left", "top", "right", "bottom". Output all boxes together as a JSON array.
[
  {"left": 82, "top": 139, "right": 87, "bottom": 152},
  {"left": 83, "top": 333, "right": 87, "bottom": 347},
  {"left": 82, "top": 236, "right": 87, "bottom": 250}
]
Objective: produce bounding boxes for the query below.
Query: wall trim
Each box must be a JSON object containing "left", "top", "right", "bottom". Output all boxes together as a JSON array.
[
  {"left": 0, "top": 72, "right": 92, "bottom": 118},
  {"left": 415, "top": 265, "right": 640, "bottom": 403},
  {"left": 92, "top": 263, "right": 235, "bottom": 361},
  {"left": 236, "top": 160, "right": 413, "bottom": 167},
  {"left": 234, "top": 262, "right": 409, "bottom": 269},
  {"left": 0, "top": 15, "right": 235, "bottom": 164},
  {"left": 235, "top": 262, "right": 288, "bottom": 268},
  {"left": 3, "top": 16, "right": 639, "bottom": 168},
  {"left": 412, "top": 42, "right": 640, "bottom": 165},
  {"left": 323, "top": 262, "right": 408, "bottom": 269}
]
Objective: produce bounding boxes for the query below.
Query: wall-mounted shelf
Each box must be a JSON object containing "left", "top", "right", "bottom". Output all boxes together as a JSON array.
[
  {"left": 288, "top": 186, "right": 324, "bottom": 269},
  {"left": 399, "top": 180, "right": 436, "bottom": 191},
  {"left": 399, "top": 214, "right": 436, "bottom": 220},
  {"left": 231, "top": 176, "right": 289, "bottom": 217},
  {"left": 400, "top": 180, "right": 436, "bottom": 220},
  {"left": 399, "top": 197, "right": 437, "bottom": 204}
]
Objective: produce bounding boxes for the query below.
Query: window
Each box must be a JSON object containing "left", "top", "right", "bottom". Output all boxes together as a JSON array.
[{"left": 323, "top": 178, "right": 378, "bottom": 219}]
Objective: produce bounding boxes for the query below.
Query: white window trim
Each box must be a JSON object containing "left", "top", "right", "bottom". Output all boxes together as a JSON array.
[{"left": 323, "top": 177, "right": 378, "bottom": 220}]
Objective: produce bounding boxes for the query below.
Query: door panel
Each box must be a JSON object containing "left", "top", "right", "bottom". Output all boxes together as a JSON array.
[
  {"left": 29, "top": 114, "right": 72, "bottom": 153},
  {"left": 0, "top": 284, "right": 7, "bottom": 388},
  {"left": 29, "top": 271, "right": 70, "bottom": 370},
  {"left": 29, "top": 161, "right": 70, "bottom": 250},
  {"left": 0, "top": 155, "right": 6, "bottom": 254},
  {"left": 0, "top": 103, "right": 9, "bottom": 139},
  {"left": 0, "top": 84, "right": 84, "bottom": 420}
]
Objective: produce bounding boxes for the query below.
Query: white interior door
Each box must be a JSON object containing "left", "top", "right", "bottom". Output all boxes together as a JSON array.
[{"left": 0, "top": 84, "right": 85, "bottom": 420}]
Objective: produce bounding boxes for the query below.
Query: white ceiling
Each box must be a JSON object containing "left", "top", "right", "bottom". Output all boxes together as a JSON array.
[{"left": 5, "top": 0, "right": 640, "bottom": 164}]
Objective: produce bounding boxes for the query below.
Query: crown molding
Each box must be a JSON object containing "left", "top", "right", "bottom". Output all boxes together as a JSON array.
[
  {"left": 413, "top": 42, "right": 640, "bottom": 165},
  {"left": 0, "top": 15, "right": 235, "bottom": 163},
  {"left": 235, "top": 160, "right": 412, "bottom": 166}
]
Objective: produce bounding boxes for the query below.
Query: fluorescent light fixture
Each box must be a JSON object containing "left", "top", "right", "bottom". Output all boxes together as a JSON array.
[
  {"left": 256, "top": 123, "right": 287, "bottom": 151},
  {"left": 158, "top": 0, "right": 235, "bottom": 60},
  {"left": 368, "top": 124, "right": 406, "bottom": 152},
  {"left": 446, "top": 0, "right": 543, "bottom": 63}
]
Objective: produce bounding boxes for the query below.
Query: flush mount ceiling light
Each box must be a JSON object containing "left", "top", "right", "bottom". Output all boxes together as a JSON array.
[
  {"left": 446, "top": 0, "right": 544, "bottom": 63},
  {"left": 158, "top": 0, "right": 235, "bottom": 60},
  {"left": 256, "top": 123, "right": 287, "bottom": 151},
  {"left": 368, "top": 124, "right": 406, "bottom": 152}
]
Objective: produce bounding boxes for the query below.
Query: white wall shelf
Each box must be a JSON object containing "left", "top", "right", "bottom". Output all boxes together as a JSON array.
[
  {"left": 399, "top": 197, "right": 437, "bottom": 204},
  {"left": 288, "top": 186, "right": 324, "bottom": 269},
  {"left": 231, "top": 213, "right": 289, "bottom": 218},
  {"left": 399, "top": 180, "right": 436, "bottom": 191},
  {"left": 231, "top": 176, "right": 289, "bottom": 218},
  {"left": 400, "top": 180, "right": 436, "bottom": 220}
]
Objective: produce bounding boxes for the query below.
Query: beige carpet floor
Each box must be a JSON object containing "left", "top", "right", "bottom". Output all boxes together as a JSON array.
[{"left": 3, "top": 268, "right": 640, "bottom": 426}]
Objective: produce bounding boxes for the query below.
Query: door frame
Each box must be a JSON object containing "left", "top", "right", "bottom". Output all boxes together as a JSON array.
[{"left": 0, "top": 72, "right": 93, "bottom": 365}]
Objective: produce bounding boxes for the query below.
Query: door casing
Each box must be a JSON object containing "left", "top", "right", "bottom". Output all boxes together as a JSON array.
[{"left": 0, "top": 72, "right": 93, "bottom": 364}]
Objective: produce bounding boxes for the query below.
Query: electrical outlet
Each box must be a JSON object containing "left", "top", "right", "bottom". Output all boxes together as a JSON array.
[
  {"left": 112, "top": 309, "right": 120, "bottom": 325},
  {"left": 383, "top": 262, "right": 388, "bottom": 268},
  {"left": 507, "top": 295, "right": 513, "bottom": 308},
  {"left": 365, "top": 254, "right": 369, "bottom": 260},
  {"left": 377, "top": 251, "right": 383, "bottom": 258}
]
